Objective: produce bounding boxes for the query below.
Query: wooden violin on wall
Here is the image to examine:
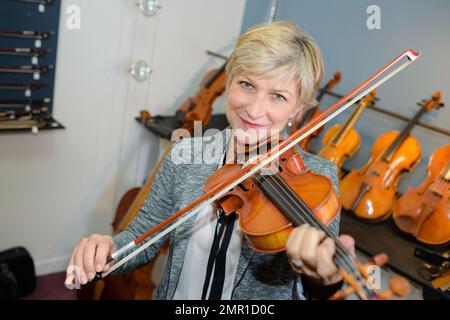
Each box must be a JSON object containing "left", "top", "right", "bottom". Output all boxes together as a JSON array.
[
  {"left": 340, "top": 92, "right": 441, "bottom": 221},
  {"left": 140, "top": 63, "right": 227, "bottom": 139},
  {"left": 340, "top": 92, "right": 443, "bottom": 221},
  {"left": 317, "top": 90, "right": 376, "bottom": 177},
  {"left": 393, "top": 144, "right": 450, "bottom": 245}
]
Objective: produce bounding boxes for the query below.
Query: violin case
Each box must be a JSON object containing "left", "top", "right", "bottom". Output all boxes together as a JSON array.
[{"left": 0, "top": 247, "right": 36, "bottom": 299}]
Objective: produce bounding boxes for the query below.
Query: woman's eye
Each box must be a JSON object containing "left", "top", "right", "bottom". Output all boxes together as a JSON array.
[
  {"left": 272, "top": 93, "right": 286, "bottom": 102},
  {"left": 239, "top": 81, "right": 253, "bottom": 90}
]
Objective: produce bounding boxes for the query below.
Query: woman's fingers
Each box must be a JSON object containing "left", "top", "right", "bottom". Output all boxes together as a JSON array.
[
  {"left": 65, "top": 250, "right": 76, "bottom": 288},
  {"left": 286, "top": 225, "right": 326, "bottom": 280},
  {"left": 287, "top": 226, "right": 358, "bottom": 286},
  {"left": 74, "top": 238, "right": 88, "bottom": 284},
  {"left": 316, "top": 238, "right": 340, "bottom": 283},
  {"left": 83, "top": 237, "right": 99, "bottom": 280},
  {"left": 338, "top": 234, "right": 356, "bottom": 256},
  {"left": 95, "top": 237, "right": 114, "bottom": 273},
  {"left": 286, "top": 224, "right": 309, "bottom": 263},
  {"left": 299, "top": 227, "right": 326, "bottom": 270},
  {"left": 65, "top": 234, "right": 115, "bottom": 288}
]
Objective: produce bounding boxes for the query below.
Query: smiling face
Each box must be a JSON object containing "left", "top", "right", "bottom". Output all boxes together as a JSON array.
[{"left": 226, "top": 73, "right": 303, "bottom": 146}]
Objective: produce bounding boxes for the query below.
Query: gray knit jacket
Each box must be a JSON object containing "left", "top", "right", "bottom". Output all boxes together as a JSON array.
[{"left": 113, "top": 128, "right": 340, "bottom": 300}]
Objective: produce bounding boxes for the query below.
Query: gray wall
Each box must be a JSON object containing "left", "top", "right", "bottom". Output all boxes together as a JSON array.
[{"left": 241, "top": 0, "right": 450, "bottom": 192}]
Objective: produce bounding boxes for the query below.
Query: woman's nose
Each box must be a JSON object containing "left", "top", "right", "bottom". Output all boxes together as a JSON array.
[{"left": 245, "top": 94, "right": 267, "bottom": 120}]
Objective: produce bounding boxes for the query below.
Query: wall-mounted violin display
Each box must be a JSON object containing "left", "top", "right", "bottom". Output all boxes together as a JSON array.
[{"left": 340, "top": 92, "right": 443, "bottom": 221}]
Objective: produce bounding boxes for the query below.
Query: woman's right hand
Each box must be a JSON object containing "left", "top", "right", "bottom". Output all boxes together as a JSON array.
[{"left": 65, "top": 234, "right": 116, "bottom": 289}]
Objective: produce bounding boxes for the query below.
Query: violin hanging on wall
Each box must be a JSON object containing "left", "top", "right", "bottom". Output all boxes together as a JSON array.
[
  {"left": 340, "top": 92, "right": 443, "bottom": 221},
  {"left": 393, "top": 144, "right": 450, "bottom": 245},
  {"left": 317, "top": 90, "right": 376, "bottom": 177},
  {"left": 142, "top": 62, "right": 227, "bottom": 139}
]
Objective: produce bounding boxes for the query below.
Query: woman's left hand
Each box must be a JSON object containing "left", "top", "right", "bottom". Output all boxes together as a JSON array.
[{"left": 286, "top": 224, "right": 355, "bottom": 286}]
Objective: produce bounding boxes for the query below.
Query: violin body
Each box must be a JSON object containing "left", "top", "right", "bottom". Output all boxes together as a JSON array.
[
  {"left": 340, "top": 131, "right": 421, "bottom": 221},
  {"left": 318, "top": 125, "right": 360, "bottom": 177},
  {"left": 179, "top": 64, "right": 226, "bottom": 132},
  {"left": 393, "top": 144, "right": 450, "bottom": 245},
  {"left": 205, "top": 147, "right": 341, "bottom": 253}
]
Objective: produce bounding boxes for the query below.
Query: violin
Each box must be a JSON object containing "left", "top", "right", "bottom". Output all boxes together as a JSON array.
[
  {"left": 393, "top": 144, "right": 450, "bottom": 245},
  {"left": 85, "top": 49, "right": 420, "bottom": 300},
  {"left": 206, "top": 144, "right": 341, "bottom": 253},
  {"left": 140, "top": 63, "right": 226, "bottom": 139},
  {"left": 290, "top": 72, "right": 342, "bottom": 151},
  {"left": 318, "top": 90, "right": 376, "bottom": 177},
  {"left": 176, "top": 62, "right": 227, "bottom": 132},
  {"left": 340, "top": 92, "right": 443, "bottom": 221}
]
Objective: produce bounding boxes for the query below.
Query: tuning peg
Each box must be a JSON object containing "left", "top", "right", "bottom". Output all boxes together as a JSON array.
[
  {"left": 371, "top": 253, "right": 389, "bottom": 266},
  {"left": 139, "top": 109, "right": 153, "bottom": 125}
]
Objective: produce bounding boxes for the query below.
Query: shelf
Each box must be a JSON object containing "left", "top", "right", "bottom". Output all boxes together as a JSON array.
[
  {"left": 0, "top": 115, "right": 64, "bottom": 133},
  {"left": 135, "top": 114, "right": 229, "bottom": 139}
]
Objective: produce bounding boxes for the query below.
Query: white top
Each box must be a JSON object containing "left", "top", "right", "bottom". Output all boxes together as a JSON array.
[{"left": 173, "top": 203, "right": 243, "bottom": 300}]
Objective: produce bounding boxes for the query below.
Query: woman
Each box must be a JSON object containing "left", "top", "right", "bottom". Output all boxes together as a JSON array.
[{"left": 65, "top": 21, "right": 355, "bottom": 300}]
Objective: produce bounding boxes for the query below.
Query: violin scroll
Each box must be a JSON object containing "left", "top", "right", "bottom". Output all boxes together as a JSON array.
[
  {"left": 420, "top": 91, "right": 444, "bottom": 112},
  {"left": 325, "top": 71, "right": 342, "bottom": 91}
]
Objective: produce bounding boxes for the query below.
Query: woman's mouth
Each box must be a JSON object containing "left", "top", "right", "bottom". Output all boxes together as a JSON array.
[{"left": 239, "top": 117, "right": 266, "bottom": 129}]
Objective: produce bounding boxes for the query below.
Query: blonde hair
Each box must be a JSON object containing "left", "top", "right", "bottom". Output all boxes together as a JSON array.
[{"left": 226, "top": 21, "right": 324, "bottom": 108}]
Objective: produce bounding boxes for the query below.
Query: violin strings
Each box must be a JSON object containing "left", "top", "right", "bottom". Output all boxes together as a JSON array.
[
  {"left": 256, "top": 172, "right": 371, "bottom": 292},
  {"left": 260, "top": 172, "right": 374, "bottom": 297},
  {"left": 254, "top": 173, "right": 352, "bottom": 265},
  {"left": 270, "top": 173, "right": 357, "bottom": 264},
  {"left": 255, "top": 171, "right": 354, "bottom": 267}
]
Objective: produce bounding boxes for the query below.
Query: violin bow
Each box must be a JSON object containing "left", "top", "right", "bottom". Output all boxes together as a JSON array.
[
  {"left": 93, "top": 49, "right": 421, "bottom": 287},
  {"left": 14, "top": 0, "right": 53, "bottom": 4},
  {"left": 0, "top": 30, "right": 53, "bottom": 40},
  {"left": 0, "top": 65, "right": 53, "bottom": 74},
  {"left": 0, "top": 98, "right": 51, "bottom": 109},
  {"left": 0, "top": 83, "right": 48, "bottom": 91},
  {"left": 0, "top": 48, "right": 51, "bottom": 57}
]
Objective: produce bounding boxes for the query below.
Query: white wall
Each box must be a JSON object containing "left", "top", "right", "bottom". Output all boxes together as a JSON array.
[{"left": 0, "top": 0, "right": 245, "bottom": 275}]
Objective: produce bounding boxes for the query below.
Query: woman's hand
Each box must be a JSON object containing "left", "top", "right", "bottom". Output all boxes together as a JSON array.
[
  {"left": 286, "top": 224, "right": 355, "bottom": 286},
  {"left": 64, "top": 234, "right": 115, "bottom": 289}
]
